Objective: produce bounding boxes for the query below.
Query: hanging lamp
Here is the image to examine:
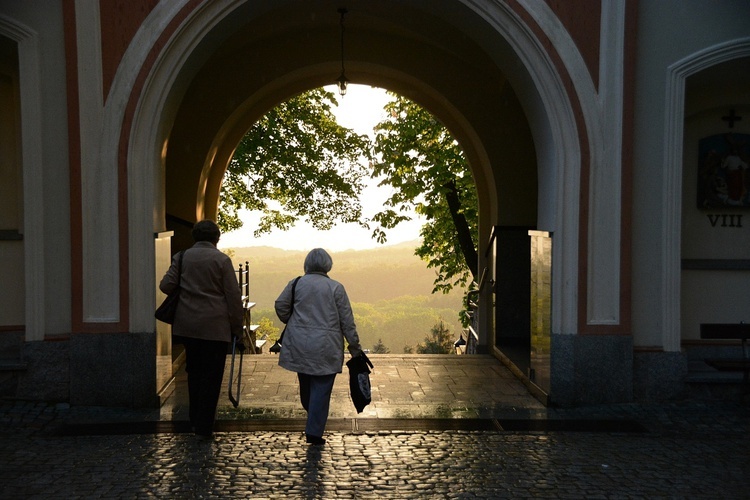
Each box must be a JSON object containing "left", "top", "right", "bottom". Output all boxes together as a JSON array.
[{"left": 336, "top": 7, "right": 349, "bottom": 96}]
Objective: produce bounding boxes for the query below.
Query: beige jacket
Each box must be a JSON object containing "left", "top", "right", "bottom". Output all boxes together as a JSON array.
[{"left": 160, "top": 241, "right": 243, "bottom": 342}]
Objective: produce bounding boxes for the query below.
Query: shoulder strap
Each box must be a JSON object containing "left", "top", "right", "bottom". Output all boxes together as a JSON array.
[
  {"left": 176, "top": 251, "right": 185, "bottom": 286},
  {"left": 289, "top": 276, "right": 301, "bottom": 314}
]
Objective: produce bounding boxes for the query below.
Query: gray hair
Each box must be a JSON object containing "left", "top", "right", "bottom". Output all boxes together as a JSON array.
[{"left": 304, "top": 248, "right": 333, "bottom": 273}]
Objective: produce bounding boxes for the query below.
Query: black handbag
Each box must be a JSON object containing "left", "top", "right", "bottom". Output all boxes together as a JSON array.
[
  {"left": 155, "top": 251, "right": 184, "bottom": 324},
  {"left": 270, "top": 276, "right": 300, "bottom": 353}
]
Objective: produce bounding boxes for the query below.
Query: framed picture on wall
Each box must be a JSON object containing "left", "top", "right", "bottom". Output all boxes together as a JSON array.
[{"left": 697, "top": 133, "right": 750, "bottom": 209}]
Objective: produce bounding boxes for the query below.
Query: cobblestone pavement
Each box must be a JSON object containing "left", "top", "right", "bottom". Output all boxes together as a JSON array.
[{"left": 2, "top": 355, "right": 749, "bottom": 499}]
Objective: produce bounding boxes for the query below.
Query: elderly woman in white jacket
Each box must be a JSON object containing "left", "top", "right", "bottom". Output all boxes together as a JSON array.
[{"left": 275, "top": 248, "right": 362, "bottom": 445}]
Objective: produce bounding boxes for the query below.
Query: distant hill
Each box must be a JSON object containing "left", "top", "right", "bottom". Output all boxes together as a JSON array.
[{"left": 226, "top": 241, "right": 467, "bottom": 353}]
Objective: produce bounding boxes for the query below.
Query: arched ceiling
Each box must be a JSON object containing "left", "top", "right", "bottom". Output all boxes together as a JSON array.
[{"left": 163, "top": 0, "right": 538, "bottom": 239}]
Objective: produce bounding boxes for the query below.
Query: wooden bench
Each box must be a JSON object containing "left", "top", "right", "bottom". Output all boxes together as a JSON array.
[{"left": 700, "top": 323, "right": 750, "bottom": 383}]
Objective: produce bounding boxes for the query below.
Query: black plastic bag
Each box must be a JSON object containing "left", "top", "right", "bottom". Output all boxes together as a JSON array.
[{"left": 346, "top": 353, "right": 374, "bottom": 413}]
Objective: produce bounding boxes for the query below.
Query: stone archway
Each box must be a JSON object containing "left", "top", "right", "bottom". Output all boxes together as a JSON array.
[
  {"left": 123, "top": 0, "right": 590, "bottom": 404},
  {"left": 662, "top": 38, "right": 750, "bottom": 352},
  {"left": 0, "top": 15, "right": 45, "bottom": 342}
]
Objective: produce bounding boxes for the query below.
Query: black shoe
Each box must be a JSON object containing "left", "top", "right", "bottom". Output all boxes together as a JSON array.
[{"left": 305, "top": 434, "right": 325, "bottom": 445}]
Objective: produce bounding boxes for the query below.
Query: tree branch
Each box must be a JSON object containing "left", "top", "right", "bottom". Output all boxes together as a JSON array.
[{"left": 443, "top": 179, "right": 478, "bottom": 281}]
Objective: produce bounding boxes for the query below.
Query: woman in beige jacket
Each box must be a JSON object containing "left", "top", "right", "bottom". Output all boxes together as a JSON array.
[
  {"left": 160, "top": 220, "right": 243, "bottom": 439},
  {"left": 275, "top": 248, "right": 362, "bottom": 445}
]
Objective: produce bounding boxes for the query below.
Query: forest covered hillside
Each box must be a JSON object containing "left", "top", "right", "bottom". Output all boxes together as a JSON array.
[{"left": 226, "top": 241, "right": 467, "bottom": 353}]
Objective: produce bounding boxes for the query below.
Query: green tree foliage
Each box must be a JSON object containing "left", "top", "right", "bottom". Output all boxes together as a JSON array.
[
  {"left": 219, "top": 88, "right": 372, "bottom": 234},
  {"left": 371, "top": 338, "right": 390, "bottom": 354},
  {"left": 255, "top": 316, "right": 280, "bottom": 341},
  {"left": 219, "top": 88, "right": 477, "bottom": 300},
  {"left": 351, "top": 297, "right": 460, "bottom": 354},
  {"left": 416, "top": 320, "right": 455, "bottom": 354},
  {"left": 371, "top": 94, "right": 478, "bottom": 293}
]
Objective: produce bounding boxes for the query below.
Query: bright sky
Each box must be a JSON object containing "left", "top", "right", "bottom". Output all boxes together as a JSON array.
[{"left": 218, "top": 84, "right": 426, "bottom": 251}]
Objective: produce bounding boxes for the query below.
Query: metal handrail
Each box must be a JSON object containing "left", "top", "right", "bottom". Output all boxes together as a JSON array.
[
  {"left": 236, "top": 262, "right": 259, "bottom": 354},
  {"left": 462, "top": 226, "right": 499, "bottom": 354},
  {"left": 463, "top": 269, "right": 484, "bottom": 355},
  {"left": 237, "top": 261, "right": 250, "bottom": 304}
]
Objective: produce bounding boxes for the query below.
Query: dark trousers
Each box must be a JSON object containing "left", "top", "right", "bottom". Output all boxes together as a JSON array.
[
  {"left": 181, "top": 336, "right": 229, "bottom": 435},
  {"left": 298, "top": 373, "right": 336, "bottom": 438}
]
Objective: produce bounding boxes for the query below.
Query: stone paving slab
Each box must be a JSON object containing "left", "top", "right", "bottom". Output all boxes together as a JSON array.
[{"left": 207, "top": 354, "right": 545, "bottom": 422}]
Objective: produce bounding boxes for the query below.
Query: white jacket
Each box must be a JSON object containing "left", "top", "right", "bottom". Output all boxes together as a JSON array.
[{"left": 275, "top": 272, "right": 362, "bottom": 376}]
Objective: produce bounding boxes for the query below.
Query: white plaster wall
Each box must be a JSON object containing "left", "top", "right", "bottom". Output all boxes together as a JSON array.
[
  {"left": 0, "top": 2, "right": 71, "bottom": 337},
  {"left": 74, "top": 0, "right": 120, "bottom": 323},
  {"left": 631, "top": 0, "right": 750, "bottom": 349},
  {"left": 125, "top": 0, "right": 226, "bottom": 333}
]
